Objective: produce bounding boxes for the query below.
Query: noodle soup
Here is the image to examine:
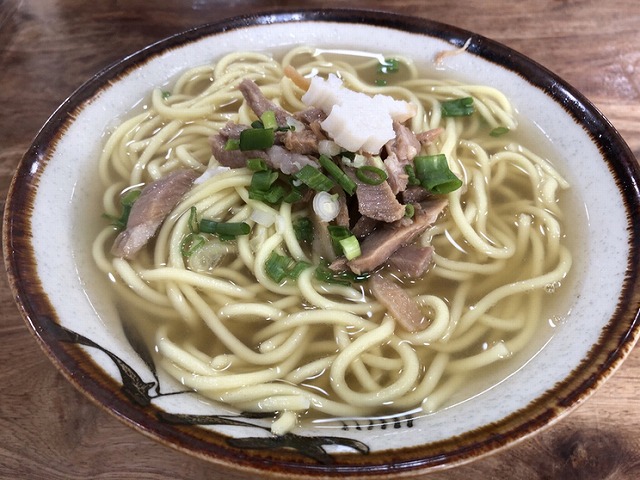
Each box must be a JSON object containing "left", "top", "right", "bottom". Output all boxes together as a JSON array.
[{"left": 92, "top": 47, "right": 575, "bottom": 434}]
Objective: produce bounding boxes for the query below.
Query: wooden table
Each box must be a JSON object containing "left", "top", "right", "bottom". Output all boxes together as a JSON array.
[{"left": 1, "top": 1, "right": 639, "bottom": 478}]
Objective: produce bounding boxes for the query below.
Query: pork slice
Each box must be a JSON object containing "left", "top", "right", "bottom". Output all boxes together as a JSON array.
[
  {"left": 294, "top": 107, "right": 327, "bottom": 125},
  {"left": 416, "top": 127, "right": 443, "bottom": 146},
  {"left": 209, "top": 133, "right": 268, "bottom": 168},
  {"left": 388, "top": 245, "right": 434, "bottom": 279},
  {"left": 333, "top": 187, "right": 350, "bottom": 227},
  {"left": 328, "top": 256, "right": 348, "bottom": 272},
  {"left": 386, "top": 121, "right": 421, "bottom": 163},
  {"left": 347, "top": 196, "right": 448, "bottom": 274},
  {"left": 283, "top": 128, "right": 319, "bottom": 155},
  {"left": 351, "top": 215, "right": 379, "bottom": 239},
  {"left": 370, "top": 274, "right": 425, "bottom": 332},
  {"left": 265, "top": 145, "right": 318, "bottom": 175},
  {"left": 401, "top": 186, "right": 433, "bottom": 204},
  {"left": 111, "top": 169, "right": 198, "bottom": 259},
  {"left": 219, "top": 121, "right": 249, "bottom": 139},
  {"left": 383, "top": 151, "right": 408, "bottom": 194},
  {"left": 308, "top": 121, "right": 327, "bottom": 141},
  {"left": 239, "top": 78, "right": 290, "bottom": 127},
  {"left": 346, "top": 167, "right": 405, "bottom": 223}
]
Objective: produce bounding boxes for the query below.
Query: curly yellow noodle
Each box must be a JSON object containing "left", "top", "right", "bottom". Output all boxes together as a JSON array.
[{"left": 93, "top": 47, "right": 574, "bottom": 434}]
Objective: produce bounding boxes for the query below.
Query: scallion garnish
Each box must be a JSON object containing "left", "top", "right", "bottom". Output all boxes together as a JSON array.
[
  {"left": 251, "top": 120, "right": 264, "bottom": 129},
  {"left": 404, "top": 164, "right": 421, "bottom": 186},
  {"left": 375, "top": 79, "right": 388, "bottom": 86},
  {"left": 328, "top": 225, "right": 359, "bottom": 258},
  {"left": 246, "top": 158, "right": 268, "bottom": 172},
  {"left": 121, "top": 189, "right": 141, "bottom": 207},
  {"left": 180, "top": 232, "right": 206, "bottom": 257},
  {"left": 490, "top": 126, "right": 510, "bottom": 137},
  {"left": 283, "top": 183, "right": 306, "bottom": 203},
  {"left": 239, "top": 127, "right": 275, "bottom": 151},
  {"left": 293, "top": 217, "right": 313, "bottom": 243},
  {"left": 314, "top": 264, "right": 351, "bottom": 286},
  {"left": 339, "top": 235, "right": 361, "bottom": 260},
  {"left": 250, "top": 170, "right": 279, "bottom": 191},
  {"left": 328, "top": 225, "right": 351, "bottom": 243},
  {"left": 356, "top": 165, "right": 388, "bottom": 185},
  {"left": 377, "top": 58, "right": 400, "bottom": 74},
  {"left": 260, "top": 110, "right": 278, "bottom": 130},
  {"left": 265, "top": 252, "right": 291, "bottom": 283},
  {"left": 314, "top": 264, "right": 370, "bottom": 286},
  {"left": 318, "top": 154, "right": 357, "bottom": 195},
  {"left": 199, "top": 219, "right": 251, "bottom": 237},
  {"left": 287, "top": 260, "right": 312, "bottom": 280},
  {"left": 105, "top": 188, "right": 141, "bottom": 230},
  {"left": 187, "top": 206, "right": 199, "bottom": 233},
  {"left": 294, "top": 165, "right": 335, "bottom": 192},
  {"left": 441, "top": 97, "right": 475, "bottom": 117},
  {"left": 414, "top": 154, "right": 463, "bottom": 194},
  {"left": 224, "top": 138, "right": 240, "bottom": 151},
  {"left": 263, "top": 184, "right": 286, "bottom": 204},
  {"left": 161, "top": 90, "right": 171, "bottom": 99},
  {"left": 265, "top": 251, "right": 311, "bottom": 283},
  {"left": 405, "top": 204, "right": 415, "bottom": 218}
]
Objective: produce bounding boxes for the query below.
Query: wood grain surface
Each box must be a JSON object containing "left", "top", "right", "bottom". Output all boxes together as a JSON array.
[{"left": 1, "top": 1, "right": 639, "bottom": 479}]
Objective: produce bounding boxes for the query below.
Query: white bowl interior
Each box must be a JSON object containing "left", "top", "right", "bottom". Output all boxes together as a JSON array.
[{"left": 30, "top": 20, "right": 627, "bottom": 451}]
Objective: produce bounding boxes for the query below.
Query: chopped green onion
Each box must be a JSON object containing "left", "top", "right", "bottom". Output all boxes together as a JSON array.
[
  {"left": 328, "top": 225, "right": 361, "bottom": 260},
  {"left": 314, "top": 264, "right": 351, "bottom": 286},
  {"left": 161, "top": 90, "right": 171, "bottom": 99},
  {"left": 377, "top": 58, "right": 400, "bottom": 74},
  {"left": 199, "top": 219, "right": 251, "bottom": 237},
  {"left": 328, "top": 225, "right": 352, "bottom": 243},
  {"left": 490, "top": 126, "right": 510, "bottom": 137},
  {"left": 251, "top": 120, "right": 264, "bottom": 129},
  {"left": 121, "top": 189, "right": 141, "bottom": 207},
  {"left": 248, "top": 169, "right": 283, "bottom": 204},
  {"left": 287, "top": 260, "right": 312, "bottom": 279},
  {"left": 318, "top": 154, "right": 357, "bottom": 195},
  {"left": 246, "top": 158, "right": 268, "bottom": 172},
  {"left": 180, "top": 233, "right": 206, "bottom": 257},
  {"left": 356, "top": 165, "right": 388, "bottom": 185},
  {"left": 294, "top": 165, "right": 335, "bottom": 192},
  {"left": 263, "top": 185, "right": 286, "bottom": 204},
  {"left": 265, "top": 252, "right": 290, "bottom": 282},
  {"left": 239, "top": 127, "right": 275, "bottom": 151},
  {"left": 328, "top": 225, "right": 353, "bottom": 256},
  {"left": 441, "top": 97, "right": 475, "bottom": 117},
  {"left": 283, "top": 184, "right": 306, "bottom": 203},
  {"left": 339, "top": 235, "right": 361, "bottom": 260},
  {"left": 224, "top": 138, "right": 240, "bottom": 151},
  {"left": 188, "top": 206, "right": 199, "bottom": 233},
  {"left": 375, "top": 79, "right": 388, "bottom": 86},
  {"left": 404, "top": 164, "right": 421, "bottom": 186},
  {"left": 405, "top": 204, "right": 415, "bottom": 218},
  {"left": 293, "top": 217, "right": 313, "bottom": 243},
  {"left": 105, "top": 189, "right": 141, "bottom": 229},
  {"left": 265, "top": 251, "right": 311, "bottom": 283},
  {"left": 250, "top": 170, "right": 279, "bottom": 191},
  {"left": 414, "top": 154, "right": 463, "bottom": 194},
  {"left": 314, "top": 264, "right": 370, "bottom": 286},
  {"left": 260, "top": 110, "right": 278, "bottom": 130}
]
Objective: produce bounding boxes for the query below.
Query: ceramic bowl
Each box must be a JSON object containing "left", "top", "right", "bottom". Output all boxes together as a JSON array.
[{"left": 4, "top": 9, "right": 640, "bottom": 479}]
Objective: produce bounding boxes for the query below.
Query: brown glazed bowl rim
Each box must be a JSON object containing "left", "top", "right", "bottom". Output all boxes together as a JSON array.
[{"left": 4, "top": 8, "right": 640, "bottom": 479}]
